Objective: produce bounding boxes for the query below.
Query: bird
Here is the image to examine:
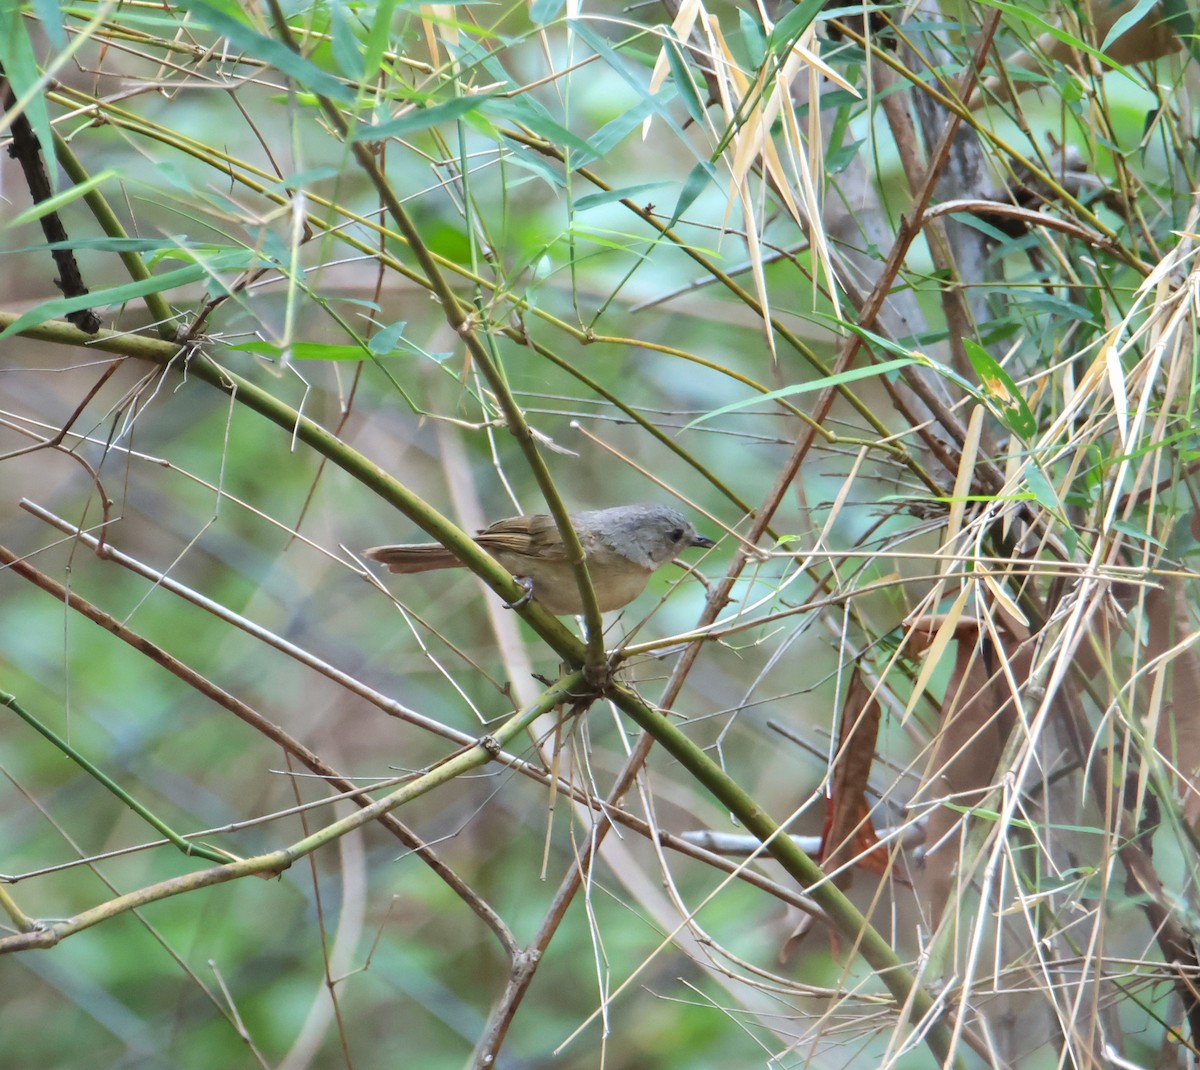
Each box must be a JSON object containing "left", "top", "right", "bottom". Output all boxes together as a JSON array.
[{"left": 364, "top": 503, "right": 714, "bottom": 615}]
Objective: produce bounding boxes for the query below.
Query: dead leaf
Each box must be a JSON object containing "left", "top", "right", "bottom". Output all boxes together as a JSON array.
[
  {"left": 820, "top": 668, "right": 890, "bottom": 883},
  {"left": 907, "top": 614, "right": 1033, "bottom": 929}
]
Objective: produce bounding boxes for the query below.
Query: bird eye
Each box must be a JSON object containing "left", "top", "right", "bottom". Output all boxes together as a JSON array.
[{"left": 669, "top": 528, "right": 685, "bottom": 542}]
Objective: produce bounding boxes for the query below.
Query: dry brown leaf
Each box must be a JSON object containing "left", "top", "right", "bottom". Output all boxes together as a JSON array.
[
  {"left": 907, "top": 614, "right": 1033, "bottom": 929},
  {"left": 970, "top": 0, "right": 1182, "bottom": 109},
  {"left": 820, "top": 668, "right": 888, "bottom": 884},
  {"left": 1144, "top": 579, "right": 1200, "bottom": 826}
]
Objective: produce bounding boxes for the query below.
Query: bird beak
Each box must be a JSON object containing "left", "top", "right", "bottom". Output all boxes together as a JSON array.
[{"left": 691, "top": 533, "right": 716, "bottom": 549}]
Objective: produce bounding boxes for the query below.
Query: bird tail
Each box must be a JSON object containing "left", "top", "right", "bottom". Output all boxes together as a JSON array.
[{"left": 362, "top": 544, "right": 461, "bottom": 573}]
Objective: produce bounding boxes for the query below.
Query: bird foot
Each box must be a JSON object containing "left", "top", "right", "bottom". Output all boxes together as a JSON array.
[{"left": 503, "top": 576, "right": 535, "bottom": 610}]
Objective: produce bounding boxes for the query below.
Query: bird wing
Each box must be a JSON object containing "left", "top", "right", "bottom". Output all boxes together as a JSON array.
[{"left": 475, "top": 513, "right": 564, "bottom": 558}]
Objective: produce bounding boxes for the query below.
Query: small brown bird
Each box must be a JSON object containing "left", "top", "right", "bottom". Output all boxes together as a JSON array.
[{"left": 364, "top": 503, "right": 714, "bottom": 615}]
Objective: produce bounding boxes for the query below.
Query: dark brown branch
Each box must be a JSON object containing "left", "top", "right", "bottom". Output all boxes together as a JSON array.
[{"left": 1, "top": 65, "right": 102, "bottom": 334}]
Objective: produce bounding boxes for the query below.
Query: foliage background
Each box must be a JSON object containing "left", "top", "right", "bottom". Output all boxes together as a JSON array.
[{"left": 1, "top": 1, "right": 1198, "bottom": 1068}]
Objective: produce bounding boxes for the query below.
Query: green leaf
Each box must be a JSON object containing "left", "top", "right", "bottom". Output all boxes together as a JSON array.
[
  {"left": 668, "top": 163, "right": 715, "bottom": 228},
  {"left": 823, "top": 316, "right": 982, "bottom": 398},
  {"left": 0, "top": 7, "right": 58, "bottom": 188},
  {"left": 575, "top": 182, "right": 668, "bottom": 212},
  {"left": 570, "top": 23, "right": 680, "bottom": 134},
  {"left": 685, "top": 358, "right": 917, "bottom": 428},
  {"left": 0, "top": 250, "right": 258, "bottom": 340},
  {"left": 265, "top": 167, "right": 340, "bottom": 193},
  {"left": 1012, "top": 291, "right": 1102, "bottom": 327},
  {"left": 530, "top": 0, "right": 566, "bottom": 24},
  {"left": 662, "top": 33, "right": 706, "bottom": 128},
  {"left": 587, "top": 96, "right": 662, "bottom": 160},
  {"left": 3, "top": 236, "right": 189, "bottom": 254},
  {"left": 1022, "top": 462, "right": 1061, "bottom": 513},
  {"left": 228, "top": 341, "right": 371, "bottom": 361},
  {"left": 768, "top": 0, "right": 827, "bottom": 51},
  {"left": 1101, "top": 0, "right": 1166, "bottom": 52},
  {"left": 329, "top": 3, "right": 364, "bottom": 81},
  {"left": 976, "top": 0, "right": 1139, "bottom": 82},
  {"left": 486, "top": 96, "right": 597, "bottom": 158},
  {"left": 503, "top": 151, "right": 567, "bottom": 190},
  {"left": 229, "top": 322, "right": 438, "bottom": 362},
  {"left": 30, "top": 0, "right": 67, "bottom": 50},
  {"left": 738, "top": 8, "right": 767, "bottom": 67},
  {"left": 963, "top": 338, "right": 1037, "bottom": 440},
  {"left": 1110, "top": 518, "right": 1164, "bottom": 548},
  {"left": 355, "top": 91, "right": 500, "bottom": 140},
  {"left": 145, "top": 243, "right": 249, "bottom": 267},
  {"left": 7, "top": 170, "right": 120, "bottom": 228},
  {"left": 367, "top": 320, "right": 410, "bottom": 355},
  {"left": 368, "top": 321, "right": 444, "bottom": 360},
  {"left": 179, "top": 0, "right": 354, "bottom": 104},
  {"left": 826, "top": 135, "right": 866, "bottom": 175},
  {"left": 362, "top": 0, "right": 398, "bottom": 77}
]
